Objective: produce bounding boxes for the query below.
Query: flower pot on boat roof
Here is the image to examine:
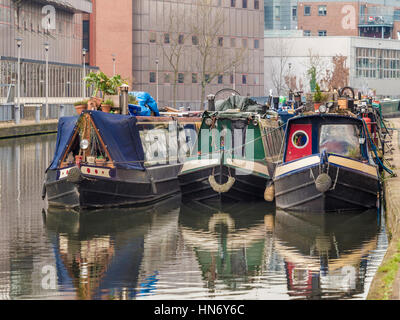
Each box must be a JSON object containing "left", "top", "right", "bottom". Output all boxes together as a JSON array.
[{"left": 74, "top": 100, "right": 88, "bottom": 115}]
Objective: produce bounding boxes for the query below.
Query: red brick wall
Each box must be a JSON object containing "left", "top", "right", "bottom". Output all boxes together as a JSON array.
[
  {"left": 298, "top": 2, "right": 360, "bottom": 36},
  {"left": 89, "top": 0, "right": 133, "bottom": 86}
]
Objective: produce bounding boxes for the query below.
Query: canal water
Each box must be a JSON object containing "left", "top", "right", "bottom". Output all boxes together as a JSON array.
[{"left": 0, "top": 134, "right": 389, "bottom": 300}]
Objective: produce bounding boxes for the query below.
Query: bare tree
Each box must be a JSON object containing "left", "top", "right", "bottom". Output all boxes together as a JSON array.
[
  {"left": 160, "top": 13, "right": 189, "bottom": 108},
  {"left": 267, "top": 38, "right": 294, "bottom": 96},
  {"left": 321, "top": 54, "right": 349, "bottom": 91},
  {"left": 190, "top": 0, "right": 247, "bottom": 109}
]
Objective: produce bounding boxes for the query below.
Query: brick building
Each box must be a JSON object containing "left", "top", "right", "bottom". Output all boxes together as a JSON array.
[
  {"left": 88, "top": 0, "right": 265, "bottom": 109},
  {"left": 265, "top": 0, "right": 400, "bottom": 39}
]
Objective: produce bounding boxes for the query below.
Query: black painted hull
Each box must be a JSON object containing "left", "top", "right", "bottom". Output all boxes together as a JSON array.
[
  {"left": 178, "top": 164, "right": 269, "bottom": 202},
  {"left": 274, "top": 164, "right": 379, "bottom": 212},
  {"left": 45, "top": 165, "right": 182, "bottom": 210}
]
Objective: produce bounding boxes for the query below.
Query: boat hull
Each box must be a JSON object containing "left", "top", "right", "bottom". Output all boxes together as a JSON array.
[
  {"left": 45, "top": 164, "right": 182, "bottom": 210},
  {"left": 178, "top": 161, "right": 270, "bottom": 202},
  {"left": 274, "top": 156, "right": 380, "bottom": 212}
]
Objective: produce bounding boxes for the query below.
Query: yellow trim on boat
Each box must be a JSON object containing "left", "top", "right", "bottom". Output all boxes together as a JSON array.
[
  {"left": 328, "top": 155, "right": 378, "bottom": 177},
  {"left": 275, "top": 155, "right": 321, "bottom": 178},
  {"left": 181, "top": 158, "right": 219, "bottom": 173},
  {"left": 226, "top": 158, "right": 269, "bottom": 176}
]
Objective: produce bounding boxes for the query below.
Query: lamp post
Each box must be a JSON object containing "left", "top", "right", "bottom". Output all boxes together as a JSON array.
[
  {"left": 112, "top": 54, "right": 116, "bottom": 76},
  {"left": 233, "top": 65, "right": 236, "bottom": 91},
  {"left": 44, "top": 42, "right": 49, "bottom": 119},
  {"left": 155, "top": 58, "right": 159, "bottom": 105},
  {"left": 16, "top": 38, "right": 22, "bottom": 124},
  {"left": 82, "top": 48, "right": 87, "bottom": 98}
]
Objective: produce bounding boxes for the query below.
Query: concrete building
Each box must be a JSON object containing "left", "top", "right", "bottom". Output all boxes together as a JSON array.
[
  {"left": 264, "top": 36, "right": 400, "bottom": 98},
  {"left": 88, "top": 0, "right": 265, "bottom": 109},
  {"left": 0, "top": 0, "right": 95, "bottom": 101}
]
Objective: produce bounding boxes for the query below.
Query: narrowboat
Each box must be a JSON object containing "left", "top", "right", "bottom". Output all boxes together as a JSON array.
[
  {"left": 43, "top": 110, "right": 200, "bottom": 210},
  {"left": 273, "top": 111, "right": 381, "bottom": 212},
  {"left": 178, "top": 95, "right": 284, "bottom": 202}
]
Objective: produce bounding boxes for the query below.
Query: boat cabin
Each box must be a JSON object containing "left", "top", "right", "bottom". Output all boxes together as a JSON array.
[{"left": 283, "top": 114, "right": 369, "bottom": 164}]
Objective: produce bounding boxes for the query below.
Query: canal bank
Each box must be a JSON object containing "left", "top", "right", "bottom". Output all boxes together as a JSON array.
[
  {"left": 0, "top": 119, "right": 58, "bottom": 139},
  {"left": 368, "top": 118, "right": 400, "bottom": 300}
]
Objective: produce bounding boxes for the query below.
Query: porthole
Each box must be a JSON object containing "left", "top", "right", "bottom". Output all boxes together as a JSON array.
[{"left": 292, "top": 130, "right": 309, "bottom": 149}]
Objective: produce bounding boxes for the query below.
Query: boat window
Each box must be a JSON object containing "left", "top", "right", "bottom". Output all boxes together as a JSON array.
[
  {"left": 292, "top": 130, "right": 309, "bottom": 149},
  {"left": 137, "top": 122, "right": 192, "bottom": 166},
  {"left": 319, "top": 124, "right": 362, "bottom": 159}
]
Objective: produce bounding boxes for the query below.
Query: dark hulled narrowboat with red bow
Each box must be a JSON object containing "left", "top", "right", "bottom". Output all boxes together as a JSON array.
[{"left": 273, "top": 112, "right": 381, "bottom": 212}]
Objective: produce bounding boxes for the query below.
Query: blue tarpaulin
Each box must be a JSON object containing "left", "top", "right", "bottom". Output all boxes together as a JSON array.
[
  {"left": 47, "top": 116, "right": 78, "bottom": 171},
  {"left": 88, "top": 111, "right": 145, "bottom": 170},
  {"left": 129, "top": 91, "right": 160, "bottom": 116},
  {"left": 48, "top": 111, "right": 145, "bottom": 171},
  {"left": 128, "top": 104, "right": 151, "bottom": 116}
]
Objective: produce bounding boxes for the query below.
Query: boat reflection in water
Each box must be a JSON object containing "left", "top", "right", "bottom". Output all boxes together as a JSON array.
[
  {"left": 44, "top": 195, "right": 181, "bottom": 300},
  {"left": 179, "top": 201, "right": 273, "bottom": 292},
  {"left": 274, "top": 209, "right": 380, "bottom": 299}
]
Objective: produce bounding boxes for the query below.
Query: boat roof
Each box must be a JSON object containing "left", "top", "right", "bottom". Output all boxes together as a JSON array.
[{"left": 286, "top": 112, "right": 363, "bottom": 126}]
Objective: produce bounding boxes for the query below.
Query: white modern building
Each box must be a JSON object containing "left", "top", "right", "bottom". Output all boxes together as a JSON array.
[{"left": 264, "top": 35, "right": 400, "bottom": 98}]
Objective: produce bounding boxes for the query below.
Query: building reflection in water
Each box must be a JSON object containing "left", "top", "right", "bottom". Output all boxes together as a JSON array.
[
  {"left": 0, "top": 135, "right": 56, "bottom": 299},
  {"left": 44, "top": 195, "right": 182, "bottom": 300},
  {"left": 273, "top": 209, "right": 380, "bottom": 299},
  {"left": 0, "top": 134, "right": 387, "bottom": 300}
]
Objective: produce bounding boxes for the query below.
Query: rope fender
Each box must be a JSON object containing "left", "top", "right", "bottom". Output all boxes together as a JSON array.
[{"left": 208, "top": 175, "right": 236, "bottom": 193}]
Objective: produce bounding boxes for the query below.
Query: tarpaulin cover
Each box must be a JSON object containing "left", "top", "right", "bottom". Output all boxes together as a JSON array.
[
  {"left": 47, "top": 116, "right": 78, "bottom": 171},
  {"left": 215, "top": 95, "right": 265, "bottom": 113},
  {"left": 129, "top": 91, "right": 160, "bottom": 116},
  {"left": 128, "top": 104, "right": 151, "bottom": 117},
  {"left": 47, "top": 111, "right": 145, "bottom": 171},
  {"left": 89, "top": 111, "right": 145, "bottom": 170}
]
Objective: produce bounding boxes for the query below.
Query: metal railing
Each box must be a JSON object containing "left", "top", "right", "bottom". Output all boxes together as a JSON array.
[{"left": 0, "top": 103, "right": 75, "bottom": 123}]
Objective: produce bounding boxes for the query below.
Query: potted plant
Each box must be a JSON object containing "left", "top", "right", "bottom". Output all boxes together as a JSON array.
[
  {"left": 84, "top": 72, "right": 127, "bottom": 109},
  {"left": 313, "top": 83, "right": 327, "bottom": 111},
  {"left": 95, "top": 155, "right": 107, "bottom": 166},
  {"left": 101, "top": 99, "right": 114, "bottom": 113},
  {"left": 74, "top": 100, "right": 89, "bottom": 115}
]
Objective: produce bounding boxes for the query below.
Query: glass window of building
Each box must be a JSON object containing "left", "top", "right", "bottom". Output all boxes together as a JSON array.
[
  {"left": 231, "top": 0, "right": 236, "bottom": 7},
  {"left": 318, "top": 5, "right": 327, "bottom": 16},
  {"left": 149, "top": 32, "right": 156, "bottom": 43},
  {"left": 218, "top": 75, "right": 223, "bottom": 84},
  {"left": 178, "top": 34, "right": 184, "bottom": 45},
  {"left": 218, "top": 37, "right": 224, "bottom": 47},
  {"left": 242, "top": 0, "right": 247, "bottom": 9},
  {"left": 164, "top": 33, "right": 170, "bottom": 44},
  {"left": 318, "top": 30, "right": 327, "bottom": 36},
  {"left": 164, "top": 73, "right": 170, "bottom": 84},
  {"left": 178, "top": 73, "right": 184, "bottom": 83},
  {"left": 303, "top": 30, "right": 311, "bottom": 36},
  {"left": 274, "top": 6, "right": 280, "bottom": 20},
  {"left": 230, "top": 73, "right": 234, "bottom": 84},
  {"left": 292, "top": 6, "right": 297, "bottom": 20},
  {"left": 192, "top": 35, "right": 198, "bottom": 45},
  {"left": 242, "top": 74, "right": 247, "bottom": 84},
  {"left": 205, "top": 74, "right": 210, "bottom": 83},
  {"left": 254, "top": 0, "right": 259, "bottom": 10},
  {"left": 192, "top": 73, "right": 198, "bottom": 84},
  {"left": 149, "top": 72, "right": 156, "bottom": 83},
  {"left": 254, "top": 39, "right": 259, "bottom": 49},
  {"left": 304, "top": 6, "right": 311, "bottom": 16}
]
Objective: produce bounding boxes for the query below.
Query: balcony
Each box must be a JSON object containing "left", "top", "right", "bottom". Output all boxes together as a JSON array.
[
  {"left": 359, "top": 14, "right": 394, "bottom": 27},
  {"left": 33, "top": 0, "right": 92, "bottom": 13}
]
